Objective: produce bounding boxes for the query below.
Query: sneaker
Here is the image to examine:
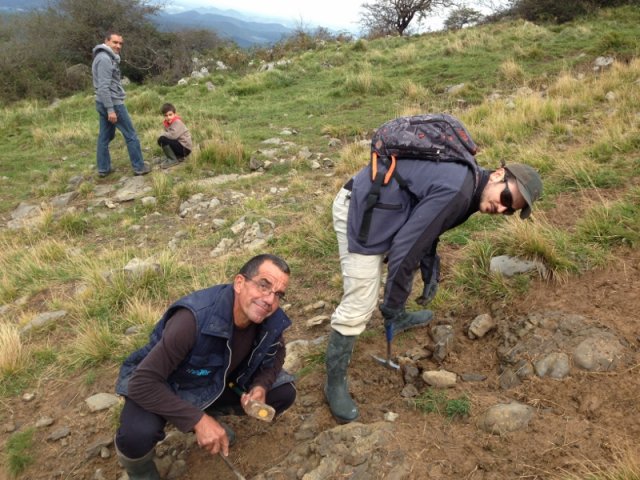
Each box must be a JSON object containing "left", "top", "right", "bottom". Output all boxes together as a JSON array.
[
  {"left": 98, "top": 169, "right": 113, "bottom": 178},
  {"left": 160, "top": 157, "right": 180, "bottom": 169},
  {"left": 134, "top": 162, "right": 152, "bottom": 176}
]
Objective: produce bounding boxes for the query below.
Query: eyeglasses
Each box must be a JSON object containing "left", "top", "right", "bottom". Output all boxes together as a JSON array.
[
  {"left": 500, "top": 178, "right": 516, "bottom": 216},
  {"left": 243, "top": 276, "right": 286, "bottom": 301}
]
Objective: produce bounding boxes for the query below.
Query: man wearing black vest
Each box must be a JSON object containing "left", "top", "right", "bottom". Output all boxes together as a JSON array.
[
  {"left": 114, "top": 254, "right": 296, "bottom": 479},
  {"left": 325, "top": 114, "right": 543, "bottom": 424}
]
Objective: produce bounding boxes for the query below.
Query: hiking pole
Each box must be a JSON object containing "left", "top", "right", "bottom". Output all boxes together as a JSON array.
[{"left": 219, "top": 453, "right": 247, "bottom": 480}]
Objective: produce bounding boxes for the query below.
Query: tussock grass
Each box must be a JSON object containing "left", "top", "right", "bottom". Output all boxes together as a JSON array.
[
  {"left": 69, "top": 321, "right": 120, "bottom": 367},
  {"left": 399, "top": 80, "right": 429, "bottom": 102},
  {"left": 334, "top": 141, "right": 369, "bottom": 178},
  {"left": 343, "top": 69, "right": 391, "bottom": 95},
  {"left": 0, "top": 322, "right": 27, "bottom": 377}
]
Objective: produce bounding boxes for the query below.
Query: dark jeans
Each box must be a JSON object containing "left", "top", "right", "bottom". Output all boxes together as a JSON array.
[
  {"left": 157, "top": 136, "right": 191, "bottom": 158},
  {"left": 115, "top": 382, "right": 296, "bottom": 459}
]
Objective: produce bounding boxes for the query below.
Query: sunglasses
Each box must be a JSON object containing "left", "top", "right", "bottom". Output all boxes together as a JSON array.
[{"left": 500, "top": 178, "right": 516, "bottom": 216}]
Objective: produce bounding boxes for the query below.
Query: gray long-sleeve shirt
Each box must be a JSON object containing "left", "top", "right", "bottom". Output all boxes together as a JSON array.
[{"left": 91, "top": 44, "right": 126, "bottom": 112}]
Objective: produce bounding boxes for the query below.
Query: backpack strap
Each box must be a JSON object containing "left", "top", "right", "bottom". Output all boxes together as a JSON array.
[
  {"left": 359, "top": 154, "right": 411, "bottom": 244},
  {"left": 358, "top": 153, "right": 387, "bottom": 243}
]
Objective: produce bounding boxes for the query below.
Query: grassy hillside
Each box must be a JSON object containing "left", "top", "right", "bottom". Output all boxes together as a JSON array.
[{"left": 0, "top": 6, "right": 639, "bottom": 476}]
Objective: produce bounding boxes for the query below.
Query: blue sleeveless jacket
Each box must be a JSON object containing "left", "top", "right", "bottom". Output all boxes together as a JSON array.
[{"left": 115, "top": 284, "right": 292, "bottom": 410}]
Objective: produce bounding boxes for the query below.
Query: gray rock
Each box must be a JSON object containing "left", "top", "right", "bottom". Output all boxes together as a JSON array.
[
  {"left": 573, "top": 334, "right": 623, "bottom": 371},
  {"left": 534, "top": 352, "right": 570, "bottom": 379},
  {"left": 48, "top": 426, "right": 71, "bottom": 441},
  {"left": 490, "top": 255, "right": 546, "bottom": 277},
  {"left": 468, "top": 313, "right": 496, "bottom": 339},
  {"left": 460, "top": 373, "right": 487, "bottom": 382},
  {"left": 477, "top": 402, "right": 534, "bottom": 434},
  {"left": 50, "top": 191, "right": 78, "bottom": 209},
  {"left": 21, "top": 310, "right": 67, "bottom": 334},
  {"left": 85, "top": 393, "right": 119, "bottom": 412},
  {"left": 86, "top": 437, "right": 112, "bottom": 458},
  {"left": 35, "top": 416, "right": 54, "bottom": 428}
]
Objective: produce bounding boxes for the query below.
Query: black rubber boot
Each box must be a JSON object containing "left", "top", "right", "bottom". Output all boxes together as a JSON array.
[
  {"left": 324, "top": 329, "right": 359, "bottom": 423},
  {"left": 160, "top": 145, "right": 180, "bottom": 169},
  {"left": 116, "top": 445, "right": 160, "bottom": 480}
]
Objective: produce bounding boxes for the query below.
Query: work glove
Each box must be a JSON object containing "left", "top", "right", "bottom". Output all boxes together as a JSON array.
[
  {"left": 415, "top": 254, "right": 440, "bottom": 306},
  {"left": 380, "top": 304, "right": 433, "bottom": 338}
]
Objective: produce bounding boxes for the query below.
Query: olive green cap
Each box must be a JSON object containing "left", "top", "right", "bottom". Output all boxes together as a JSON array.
[{"left": 504, "top": 163, "right": 543, "bottom": 219}]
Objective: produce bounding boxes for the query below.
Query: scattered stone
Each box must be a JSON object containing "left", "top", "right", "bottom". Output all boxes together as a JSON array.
[
  {"left": 400, "top": 384, "right": 419, "bottom": 398},
  {"left": 283, "top": 337, "right": 326, "bottom": 373},
  {"left": 306, "top": 315, "right": 329, "bottom": 327},
  {"left": 35, "top": 416, "right": 55, "bottom": 428},
  {"left": 534, "top": 352, "right": 570, "bottom": 379},
  {"left": 50, "top": 191, "right": 78, "bottom": 209},
  {"left": 477, "top": 402, "right": 534, "bottom": 434},
  {"left": 468, "top": 313, "right": 496, "bottom": 339},
  {"left": 430, "top": 324, "right": 455, "bottom": 363},
  {"left": 22, "top": 392, "right": 36, "bottom": 402},
  {"left": 85, "top": 393, "right": 119, "bottom": 412},
  {"left": 3, "top": 421, "right": 17, "bottom": 433},
  {"left": 490, "top": 255, "right": 546, "bottom": 277},
  {"left": 303, "top": 301, "right": 326, "bottom": 313},
  {"left": 460, "top": 373, "right": 487, "bottom": 382},
  {"left": 86, "top": 437, "right": 113, "bottom": 459},
  {"left": 422, "top": 370, "right": 457, "bottom": 388},
  {"left": 21, "top": 310, "right": 67, "bottom": 334},
  {"left": 573, "top": 333, "right": 623, "bottom": 371},
  {"left": 100, "top": 447, "right": 111, "bottom": 459},
  {"left": 48, "top": 426, "right": 71, "bottom": 441},
  {"left": 384, "top": 412, "right": 399, "bottom": 422},
  {"left": 141, "top": 196, "right": 157, "bottom": 207},
  {"left": 113, "top": 176, "right": 152, "bottom": 202},
  {"left": 124, "top": 257, "right": 161, "bottom": 278}
]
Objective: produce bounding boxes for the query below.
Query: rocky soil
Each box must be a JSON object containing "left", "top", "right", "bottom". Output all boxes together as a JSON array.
[{"left": 1, "top": 168, "right": 639, "bottom": 480}]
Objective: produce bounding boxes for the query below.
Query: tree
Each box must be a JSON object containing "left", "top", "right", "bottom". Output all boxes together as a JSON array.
[
  {"left": 359, "top": 0, "right": 454, "bottom": 37},
  {"left": 444, "top": 6, "right": 484, "bottom": 30}
]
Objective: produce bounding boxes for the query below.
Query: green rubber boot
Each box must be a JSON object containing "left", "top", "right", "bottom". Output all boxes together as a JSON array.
[
  {"left": 116, "top": 446, "right": 160, "bottom": 480},
  {"left": 324, "top": 329, "right": 359, "bottom": 423},
  {"left": 160, "top": 144, "right": 180, "bottom": 169}
]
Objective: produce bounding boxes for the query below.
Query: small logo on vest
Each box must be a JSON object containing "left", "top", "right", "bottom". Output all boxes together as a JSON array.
[{"left": 187, "top": 368, "right": 211, "bottom": 376}]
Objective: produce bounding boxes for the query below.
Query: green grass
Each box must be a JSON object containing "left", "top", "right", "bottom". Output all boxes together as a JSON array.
[
  {"left": 413, "top": 388, "right": 471, "bottom": 419},
  {"left": 0, "top": 6, "right": 637, "bottom": 404},
  {"left": 5, "top": 428, "right": 35, "bottom": 477}
]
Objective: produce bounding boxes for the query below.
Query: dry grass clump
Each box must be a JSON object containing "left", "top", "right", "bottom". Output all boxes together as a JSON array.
[
  {"left": 0, "top": 322, "right": 27, "bottom": 377},
  {"left": 498, "top": 59, "right": 525, "bottom": 85}
]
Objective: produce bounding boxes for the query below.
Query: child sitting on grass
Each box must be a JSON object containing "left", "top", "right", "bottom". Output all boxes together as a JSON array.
[{"left": 158, "top": 103, "right": 192, "bottom": 169}]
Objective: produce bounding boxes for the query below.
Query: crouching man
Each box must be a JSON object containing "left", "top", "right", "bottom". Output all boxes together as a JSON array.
[{"left": 114, "top": 254, "right": 296, "bottom": 479}]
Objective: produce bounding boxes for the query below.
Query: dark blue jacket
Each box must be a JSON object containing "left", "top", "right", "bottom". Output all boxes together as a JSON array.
[
  {"left": 347, "top": 159, "right": 489, "bottom": 310},
  {"left": 115, "top": 284, "right": 292, "bottom": 411}
]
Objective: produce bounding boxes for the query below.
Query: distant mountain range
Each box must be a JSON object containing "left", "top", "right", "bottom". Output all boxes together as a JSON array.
[
  {"left": 153, "top": 10, "right": 293, "bottom": 48},
  {"left": 0, "top": 0, "right": 295, "bottom": 47}
]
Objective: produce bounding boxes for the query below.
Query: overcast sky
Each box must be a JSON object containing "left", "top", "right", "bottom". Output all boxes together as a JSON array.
[{"left": 168, "top": 0, "right": 451, "bottom": 32}]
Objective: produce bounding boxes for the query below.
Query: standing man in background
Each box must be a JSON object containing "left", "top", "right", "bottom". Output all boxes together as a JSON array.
[{"left": 92, "top": 30, "right": 150, "bottom": 177}]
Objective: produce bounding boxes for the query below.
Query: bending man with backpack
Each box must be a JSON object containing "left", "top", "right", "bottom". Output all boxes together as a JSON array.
[{"left": 325, "top": 113, "right": 543, "bottom": 423}]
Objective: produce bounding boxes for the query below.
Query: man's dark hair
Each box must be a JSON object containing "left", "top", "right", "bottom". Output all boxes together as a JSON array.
[
  {"left": 105, "top": 30, "right": 122, "bottom": 41},
  {"left": 161, "top": 103, "right": 176, "bottom": 115},
  {"left": 239, "top": 254, "right": 290, "bottom": 278}
]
